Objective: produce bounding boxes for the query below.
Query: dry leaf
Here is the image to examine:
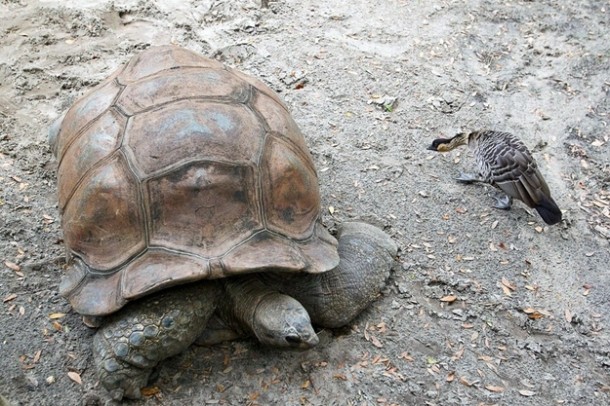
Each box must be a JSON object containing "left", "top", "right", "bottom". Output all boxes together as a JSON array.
[
  {"left": 446, "top": 371, "right": 455, "bottom": 382},
  {"left": 5, "top": 261, "right": 20, "bottom": 271},
  {"left": 33, "top": 350, "right": 42, "bottom": 364},
  {"left": 564, "top": 308, "right": 573, "bottom": 323},
  {"left": 459, "top": 376, "right": 475, "bottom": 387},
  {"left": 501, "top": 277, "right": 516, "bottom": 290},
  {"left": 452, "top": 346, "right": 465, "bottom": 360},
  {"left": 141, "top": 386, "right": 161, "bottom": 397},
  {"left": 333, "top": 374, "right": 347, "bottom": 381},
  {"left": 3, "top": 293, "right": 17, "bottom": 303},
  {"left": 523, "top": 308, "right": 545, "bottom": 320},
  {"left": 67, "top": 371, "right": 82, "bottom": 385},
  {"left": 485, "top": 385, "right": 505, "bottom": 393},
  {"left": 301, "top": 379, "right": 310, "bottom": 389},
  {"left": 440, "top": 295, "right": 457, "bottom": 303},
  {"left": 49, "top": 313, "right": 66, "bottom": 319},
  {"left": 398, "top": 352, "right": 413, "bottom": 362},
  {"left": 370, "top": 335, "right": 383, "bottom": 348},
  {"left": 519, "top": 389, "right": 536, "bottom": 397},
  {"left": 328, "top": 206, "right": 335, "bottom": 214}
]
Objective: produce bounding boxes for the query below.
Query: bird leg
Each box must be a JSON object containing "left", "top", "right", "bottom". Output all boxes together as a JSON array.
[
  {"left": 492, "top": 193, "right": 513, "bottom": 210},
  {"left": 455, "top": 172, "right": 485, "bottom": 184}
]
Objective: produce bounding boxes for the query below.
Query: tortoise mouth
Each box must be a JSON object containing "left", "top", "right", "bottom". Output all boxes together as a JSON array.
[{"left": 285, "top": 332, "right": 319, "bottom": 350}]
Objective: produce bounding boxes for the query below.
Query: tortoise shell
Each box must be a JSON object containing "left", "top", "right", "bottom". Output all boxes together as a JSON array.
[{"left": 51, "top": 46, "right": 339, "bottom": 316}]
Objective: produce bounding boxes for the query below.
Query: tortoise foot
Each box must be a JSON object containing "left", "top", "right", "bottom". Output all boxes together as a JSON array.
[{"left": 93, "top": 282, "right": 220, "bottom": 400}]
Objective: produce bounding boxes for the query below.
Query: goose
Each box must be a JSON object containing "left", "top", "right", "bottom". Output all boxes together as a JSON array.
[{"left": 427, "top": 130, "right": 562, "bottom": 225}]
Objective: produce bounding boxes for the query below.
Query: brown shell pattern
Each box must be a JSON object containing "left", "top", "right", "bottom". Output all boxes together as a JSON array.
[{"left": 52, "top": 46, "right": 339, "bottom": 316}]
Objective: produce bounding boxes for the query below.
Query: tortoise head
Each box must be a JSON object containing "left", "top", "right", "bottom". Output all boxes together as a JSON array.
[{"left": 252, "top": 294, "right": 319, "bottom": 350}]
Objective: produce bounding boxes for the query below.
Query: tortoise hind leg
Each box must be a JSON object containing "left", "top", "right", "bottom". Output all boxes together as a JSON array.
[
  {"left": 93, "top": 281, "right": 220, "bottom": 400},
  {"left": 269, "top": 222, "right": 397, "bottom": 328}
]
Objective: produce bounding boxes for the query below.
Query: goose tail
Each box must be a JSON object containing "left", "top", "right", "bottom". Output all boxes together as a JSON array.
[{"left": 535, "top": 195, "right": 562, "bottom": 225}]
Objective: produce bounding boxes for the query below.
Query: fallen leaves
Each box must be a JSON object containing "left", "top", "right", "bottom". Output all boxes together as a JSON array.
[
  {"left": 459, "top": 376, "right": 478, "bottom": 387},
  {"left": 32, "top": 349, "right": 41, "bottom": 364},
  {"left": 398, "top": 352, "right": 413, "bottom": 362},
  {"left": 440, "top": 295, "right": 457, "bottom": 303},
  {"left": 4, "top": 261, "right": 20, "bottom": 271},
  {"left": 4, "top": 260, "right": 24, "bottom": 277},
  {"left": 42, "top": 214, "right": 55, "bottom": 225},
  {"left": 364, "top": 322, "right": 387, "bottom": 348},
  {"left": 67, "top": 371, "right": 82, "bottom": 385},
  {"left": 141, "top": 386, "right": 161, "bottom": 397},
  {"left": 499, "top": 277, "right": 516, "bottom": 296},
  {"left": 20, "top": 349, "right": 42, "bottom": 369},
  {"left": 522, "top": 307, "right": 546, "bottom": 320}
]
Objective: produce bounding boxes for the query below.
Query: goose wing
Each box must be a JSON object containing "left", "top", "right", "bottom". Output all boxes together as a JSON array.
[{"left": 480, "top": 132, "right": 551, "bottom": 208}]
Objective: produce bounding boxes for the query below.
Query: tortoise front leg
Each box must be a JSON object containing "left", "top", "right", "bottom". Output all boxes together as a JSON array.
[{"left": 93, "top": 281, "right": 220, "bottom": 400}]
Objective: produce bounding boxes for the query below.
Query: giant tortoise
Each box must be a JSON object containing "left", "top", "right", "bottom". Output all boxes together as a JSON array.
[{"left": 49, "top": 45, "right": 397, "bottom": 400}]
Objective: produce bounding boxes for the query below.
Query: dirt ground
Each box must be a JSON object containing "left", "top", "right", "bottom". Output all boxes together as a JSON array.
[{"left": 1, "top": 0, "right": 609, "bottom": 405}]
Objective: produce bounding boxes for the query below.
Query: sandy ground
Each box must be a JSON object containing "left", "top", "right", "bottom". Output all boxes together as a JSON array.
[{"left": 1, "top": 0, "right": 609, "bottom": 405}]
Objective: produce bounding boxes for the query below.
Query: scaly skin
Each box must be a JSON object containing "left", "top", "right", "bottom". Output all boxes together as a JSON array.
[
  {"left": 199, "top": 222, "right": 396, "bottom": 346},
  {"left": 264, "top": 222, "right": 397, "bottom": 328},
  {"left": 217, "top": 276, "right": 318, "bottom": 349},
  {"left": 93, "top": 281, "right": 220, "bottom": 400}
]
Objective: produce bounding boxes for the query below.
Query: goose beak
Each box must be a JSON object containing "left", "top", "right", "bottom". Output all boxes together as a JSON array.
[{"left": 427, "top": 144, "right": 437, "bottom": 151}]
